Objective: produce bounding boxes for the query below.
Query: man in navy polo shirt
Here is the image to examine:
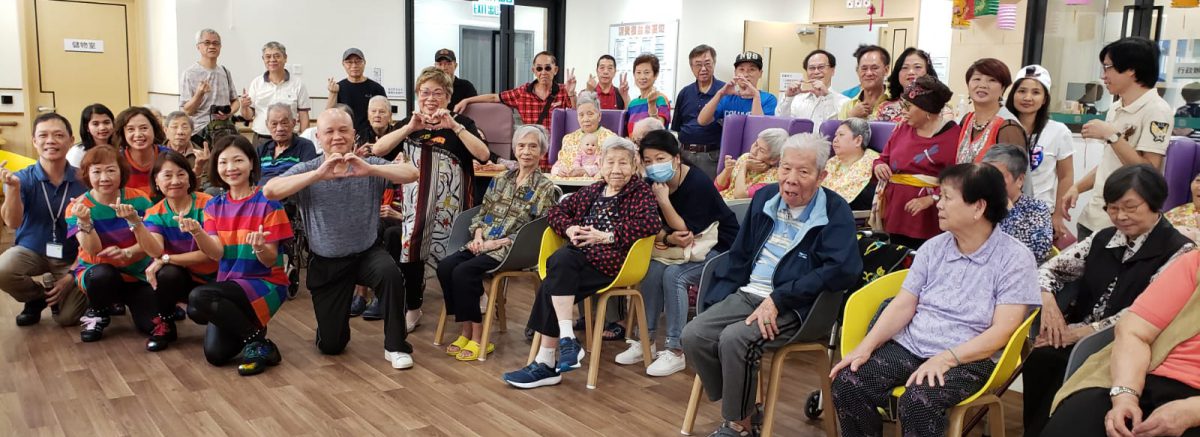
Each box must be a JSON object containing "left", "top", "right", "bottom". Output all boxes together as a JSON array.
[
  {"left": 0, "top": 113, "right": 89, "bottom": 326},
  {"left": 672, "top": 44, "right": 726, "bottom": 178}
]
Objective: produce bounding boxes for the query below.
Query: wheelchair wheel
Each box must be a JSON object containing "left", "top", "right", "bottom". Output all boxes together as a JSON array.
[{"left": 805, "top": 389, "right": 823, "bottom": 419}]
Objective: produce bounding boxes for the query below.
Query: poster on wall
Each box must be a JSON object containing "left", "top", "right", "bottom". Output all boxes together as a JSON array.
[{"left": 609, "top": 21, "right": 680, "bottom": 102}]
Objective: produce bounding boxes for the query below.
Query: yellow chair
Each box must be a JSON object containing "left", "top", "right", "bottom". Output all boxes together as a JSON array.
[
  {"left": 840, "top": 270, "right": 1040, "bottom": 437},
  {"left": 0, "top": 149, "right": 36, "bottom": 172},
  {"left": 526, "top": 227, "right": 657, "bottom": 389}
]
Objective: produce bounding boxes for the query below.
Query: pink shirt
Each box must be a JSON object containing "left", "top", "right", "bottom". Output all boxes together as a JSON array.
[{"left": 1131, "top": 250, "right": 1200, "bottom": 389}]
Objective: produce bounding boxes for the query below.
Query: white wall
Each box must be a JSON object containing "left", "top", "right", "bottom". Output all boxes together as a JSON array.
[
  {"left": 0, "top": 0, "right": 22, "bottom": 89},
  {"left": 414, "top": 0, "right": 501, "bottom": 77},
  {"left": 917, "top": 0, "right": 953, "bottom": 76},
  {"left": 824, "top": 25, "right": 880, "bottom": 93},
  {"left": 144, "top": 0, "right": 179, "bottom": 112}
]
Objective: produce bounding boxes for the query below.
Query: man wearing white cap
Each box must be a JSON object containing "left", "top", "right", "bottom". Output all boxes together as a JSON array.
[
  {"left": 1006, "top": 64, "right": 1075, "bottom": 240},
  {"left": 326, "top": 48, "right": 387, "bottom": 132}
]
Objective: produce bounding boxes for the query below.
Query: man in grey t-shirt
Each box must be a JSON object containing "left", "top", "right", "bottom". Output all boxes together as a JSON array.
[
  {"left": 265, "top": 108, "right": 419, "bottom": 370},
  {"left": 180, "top": 28, "right": 240, "bottom": 142}
]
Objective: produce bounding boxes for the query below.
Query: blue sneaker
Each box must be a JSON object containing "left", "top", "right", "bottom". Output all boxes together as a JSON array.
[
  {"left": 502, "top": 363, "right": 562, "bottom": 389},
  {"left": 556, "top": 337, "right": 585, "bottom": 373},
  {"left": 349, "top": 295, "right": 367, "bottom": 317}
]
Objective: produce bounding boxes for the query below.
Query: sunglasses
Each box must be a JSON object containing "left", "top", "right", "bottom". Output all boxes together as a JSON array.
[{"left": 534, "top": 64, "right": 554, "bottom": 72}]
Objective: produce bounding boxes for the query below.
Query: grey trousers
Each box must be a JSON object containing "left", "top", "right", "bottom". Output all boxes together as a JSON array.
[
  {"left": 681, "top": 149, "right": 719, "bottom": 180},
  {"left": 681, "top": 291, "right": 803, "bottom": 421}
]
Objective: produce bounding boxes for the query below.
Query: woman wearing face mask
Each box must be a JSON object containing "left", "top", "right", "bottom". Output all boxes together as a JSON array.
[
  {"left": 614, "top": 129, "right": 739, "bottom": 377},
  {"left": 876, "top": 48, "right": 938, "bottom": 123},
  {"left": 68, "top": 104, "right": 116, "bottom": 167},
  {"left": 372, "top": 66, "right": 490, "bottom": 332},
  {"left": 625, "top": 53, "right": 671, "bottom": 136},
  {"left": 956, "top": 58, "right": 1027, "bottom": 164},
  {"left": 1007, "top": 65, "right": 1074, "bottom": 241},
  {"left": 115, "top": 106, "right": 171, "bottom": 199}
]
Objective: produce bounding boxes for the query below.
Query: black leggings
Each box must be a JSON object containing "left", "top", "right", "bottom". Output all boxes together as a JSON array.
[
  {"left": 527, "top": 246, "right": 614, "bottom": 338},
  {"left": 188, "top": 281, "right": 260, "bottom": 366},
  {"left": 83, "top": 263, "right": 156, "bottom": 334},
  {"left": 1043, "top": 374, "right": 1200, "bottom": 436},
  {"left": 153, "top": 265, "right": 200, "bottom": 316},
  {"left": 1021, "top": 346, "right": 1072, "bottom": 435},
  {"left": 436, "top": 249, "right": 501, "bottom": 324},
  {"left": 383, "top": 222, "right": 426, "bottom": 311}
]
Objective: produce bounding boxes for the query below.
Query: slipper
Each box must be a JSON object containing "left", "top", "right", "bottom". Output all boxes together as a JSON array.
[
  {"left": 602, "top": 321, "right": 626, "bottom": 341},
  {"left": 445, "top": 335, "right": 469, "bottom": 356},
  {"left": 455, "top": 340, "right": 496, "bottom": 361}
]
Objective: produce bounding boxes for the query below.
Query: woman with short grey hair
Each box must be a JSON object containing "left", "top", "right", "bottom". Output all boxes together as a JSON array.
[
  {"left": 552, "top": 91, "right": 617, "bottom": 177},
  {"left": 242, "top": 39, "right": 312, "bottom": 142},
  {"left": 715, "top": 127, "right": 788, "bottom": 199},
  {"left": 822, "top": 117, "right": 880, "bottom": 210},
  {"left": 982, "top": 143, "right": 1053, "bottom": 262}
]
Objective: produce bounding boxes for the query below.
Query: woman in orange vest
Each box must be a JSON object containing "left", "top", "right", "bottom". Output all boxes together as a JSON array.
[{"left": 956, "top": 58, "right": 1027, "bottom": 163}]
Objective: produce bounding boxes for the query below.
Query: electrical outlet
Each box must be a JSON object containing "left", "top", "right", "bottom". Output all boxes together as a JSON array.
[
  {"left": 0, "top": 92, "right": 22, "bottom": 111},
  {"left": 289, "top": 63, "right": 302, "bottom": 75}
]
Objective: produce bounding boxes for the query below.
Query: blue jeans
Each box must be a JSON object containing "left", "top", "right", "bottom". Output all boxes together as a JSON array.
[{"left": 639, "top": 251, "right": 716, "bottom": 351}]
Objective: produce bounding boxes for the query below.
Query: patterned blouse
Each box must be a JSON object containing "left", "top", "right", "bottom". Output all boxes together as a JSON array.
[
  {"left": 716, "top": 153, "right": 779, "bottom": 200},
  {"left": 999, "top": 195, "right": 1053, "bottom": 263},
  {"left": 469, "top": 169, "right": 559, "bottom": 261},
  {"left": 553, "top": 127, "right": 616, "bottom": 176},
  {"left": 1166, "top": 202, "right": 1200, "bottom": 229},
  {"left": 547, "top": 177, "right": 661, "bottom": 277},
  {"left": 822, "top": 149, "right": 880, "bottom": 206}
]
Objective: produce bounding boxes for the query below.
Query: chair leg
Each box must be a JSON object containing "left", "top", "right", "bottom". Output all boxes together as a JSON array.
[
  {"left": 478, "top": 275, "right": 504, "bottom": 362},
  {"left": 946, "top": 405, "right": 968, "bottom": 437},
  {"left": 680, "top": 375, "right": 704, "bottom": 435},
  {"left": 818, "top": 349, "right": 838, "bottom": 437},
  {"left": 527, "top": 332, "right": 541, "bottom": 365},
  {"left": 433, "top": 305, "right": 449, "bottom": 346},
  {"left": 587, "top": 293, "right": 613, "bottom": 389},
  {"left": 987, "top": 402, "right": 1005, "bottom": 437},
  {"left": 631, "top": 294, "right": 653, "bottom": 368},
  {"left": 496, "top": 276, "right": 509, "bottom": 333},
  {"left": 761, "top": 349, "right": 791, "bottom": 437},
  {"left": 583, "top": 297, "right": 594, "bottom": 351}
]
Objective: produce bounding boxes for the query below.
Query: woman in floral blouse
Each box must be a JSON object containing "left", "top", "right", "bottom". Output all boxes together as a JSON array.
[
  {"left": 1165, "top": 172, "right": 1200, "bottom": 242},
  {"left": 436, "top": 125, "right": 558, "bottom": 361},
  {"left": 502, "top": 136, "right": 660, "bottom": 389},
  {"left": 822, "top": 118, "right": 880, "bottom": 210},
  {"left": 714, "top": 128, "right": 787, "bottom": 200},
  {"left": 982, "top": 144, "right": 1053, "bottom": 262}
]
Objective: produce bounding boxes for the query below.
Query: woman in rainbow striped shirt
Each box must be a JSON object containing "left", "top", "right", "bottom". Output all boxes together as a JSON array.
[
  {"left": 66, "top": 145, "right": 155, "bottom": 343},
  {"left": 128, "top": 150, "right": 217, "bottom": 352},
  {"left": 183, "top": 135, "right": 293, "bottom": 376}
]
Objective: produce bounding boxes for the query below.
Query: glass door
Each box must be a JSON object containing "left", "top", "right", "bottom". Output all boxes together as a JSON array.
[{"left": 1153, "top": 2, "right": 1200, "bottom": 137}]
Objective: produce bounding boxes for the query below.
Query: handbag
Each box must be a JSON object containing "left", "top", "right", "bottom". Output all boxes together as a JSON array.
[{"left": 652, "top": 222, "right": 720, "bottom": 265}]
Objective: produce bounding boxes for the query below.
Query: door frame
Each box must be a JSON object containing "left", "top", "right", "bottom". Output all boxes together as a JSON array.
[{"left": 17, "top": 0, "right": 146, "bottom": 152}]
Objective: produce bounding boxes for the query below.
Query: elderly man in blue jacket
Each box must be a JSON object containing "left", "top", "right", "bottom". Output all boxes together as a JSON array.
[{"left": 682, "top": 132, "right": 862, "bottom": 437}]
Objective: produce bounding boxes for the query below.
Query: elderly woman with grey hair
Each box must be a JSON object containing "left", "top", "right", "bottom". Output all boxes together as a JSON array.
[
  {"left": 437, "top": 125, "right": 559, "bottom": 361},
  {"left": 982, "top": 143, "right": 1053, "bottom": 262},
  {"left": 356, "top": 96, "right": 398, "bottom": 146},
  {"left": 502, "top": 136, "right": 661, "bottom": 389},
  {"left": 714, "top": 127, "right": 788, "bottom": 200},
  {"left": 552, "top": 91, "right": 617, "bottom": 177},
  {"left": 822, "top": 118, "right": 880, "bottom": 210},
  {"left": 242, "top": 40, "right": 311, "bottom": 143}
]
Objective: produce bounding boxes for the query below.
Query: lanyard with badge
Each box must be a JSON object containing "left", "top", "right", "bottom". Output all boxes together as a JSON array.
[{"left": 41, "top": 180, "right": 69, "bottom": 259}]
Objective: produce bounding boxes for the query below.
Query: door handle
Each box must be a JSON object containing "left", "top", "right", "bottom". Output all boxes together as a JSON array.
[{"left": 37, "top": 106, "right": 56, "bottom": 112}]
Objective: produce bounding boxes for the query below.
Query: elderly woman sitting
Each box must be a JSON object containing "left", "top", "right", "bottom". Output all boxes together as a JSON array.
[
  {"left": 501, "top": 136, "right": 660, "bottom": 389},
  {"left": 981, "top": 144, "right": 1053, "bottom": 262},
  {"left": 356, "top": 95, "right": 398, "bottom": 146},
  {"left": 1042, "top": 248, "right": 1200, "bottom": 437},
  {"left": 1022, "top": 164, "right": 1194, "bottom": 435},
  {"left": 437, "top": 125, "right": 558, "bottom": 361},
  {"left": 822, "top": 118, "right": 880, "bottom": 210},
  {"left": 630, "top": 117, "right": 666, "bottom": 146},
  {"left": 1166, "top": 172, "right": 1200, "bottom": 242},
  {"left": 831, "top": 163, "right": 1041, "bottom": 437},
  {"left": 551, "top": 91, "right": 617, "bottom": 177},
  {"left": 714, "top": 128, "right": 788, "bottom": 200}
]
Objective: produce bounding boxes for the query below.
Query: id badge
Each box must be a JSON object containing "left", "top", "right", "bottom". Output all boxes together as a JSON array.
[{"left": 46, "top": 243, "right": 64, "bottom": 259}]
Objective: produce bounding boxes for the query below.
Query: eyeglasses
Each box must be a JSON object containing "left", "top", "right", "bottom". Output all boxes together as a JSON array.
[
  {"left": 1104, "top": 201, "right": 1145, "bottom": 215},
  {"left": 199, "top": 40, "right": 222, "bottom": 47},
  {"left": 418, "top": 90, "right": 447, "bottom": 99},
  {"left": 534, "top": 64, "right": 554, "bottom": 72},
  {"left": 1101, "top": 64, "right": 1115, "bottom": 72},
  {"left": 806, "top": 64, "right": 829, "bottom": 72},
  {"left": 692, "top": 61, "right": 714, "bottom": 70},
  {"left": 344, "top": 59, "right": 365, "bottom": 66},
  {"left": 262, "top": 54, "right": 284, "bottom": 61}
]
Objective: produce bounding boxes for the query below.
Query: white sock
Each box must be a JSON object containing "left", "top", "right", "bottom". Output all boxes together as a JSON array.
[
  {"left": 535, "top": 347, "right": 555, "bottom": 366},
  {"left": 558, "top": 320, "right": 576, "bottom": 339}
]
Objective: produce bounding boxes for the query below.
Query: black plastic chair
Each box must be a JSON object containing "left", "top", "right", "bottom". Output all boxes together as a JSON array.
[{"left": 1063, "top": 325, "right": 1116, "bottom": 383}]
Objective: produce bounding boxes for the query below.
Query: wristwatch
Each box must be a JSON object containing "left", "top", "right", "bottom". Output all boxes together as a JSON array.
[
  {"left": 1109, "top": 386, "right": 1140, "bottom": 399},
  {"left": 161, "top": 254, "right": 171, "bottom": 265},
  {"left": 1105, "top": 132, "right": 1121, "bottom": 145}
]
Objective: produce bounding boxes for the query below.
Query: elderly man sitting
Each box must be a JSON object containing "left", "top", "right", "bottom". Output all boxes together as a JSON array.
[
  {"left": 681, "top": 132, "right": 862, "bottom": 437},
  {"left": 257, "top": 102, "right": 319, "bottom": 187}
]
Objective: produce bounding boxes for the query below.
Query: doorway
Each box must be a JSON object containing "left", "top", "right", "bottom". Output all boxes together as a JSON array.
[{"left": 460, "top": 27, "right": 535, "bottom": 95}]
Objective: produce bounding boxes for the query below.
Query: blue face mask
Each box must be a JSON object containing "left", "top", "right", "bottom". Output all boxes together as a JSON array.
[{"left": 646, "top": 161, "right": 676, "bottom": 183}]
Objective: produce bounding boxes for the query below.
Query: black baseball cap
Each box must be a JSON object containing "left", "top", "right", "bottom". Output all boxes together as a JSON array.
[
  {"left": 735, "top": 51, "right": 763, "bottom": 70},
  {"left": 435, "top": 49, "right": 456, "bottom": 62},
  {"left": 342, "top": 48, "right": 365, "bottom": 61}
]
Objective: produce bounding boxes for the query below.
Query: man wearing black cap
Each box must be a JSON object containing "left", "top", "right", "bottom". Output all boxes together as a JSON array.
[
  {"left": 326, "top": 48, "right": 387, "bottom": 132},
  {"left": 697, "top": 51, "right": 777, "bottom": 128},
  {"left": 434, "top": 49, "right": 478, "bottom": 111}
]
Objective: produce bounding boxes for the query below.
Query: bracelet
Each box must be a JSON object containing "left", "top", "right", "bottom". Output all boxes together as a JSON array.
[
  {"left": 77, "top": 222, "right": 94, "bottom": 234},
  {"left": 947, "top": 348, "right": 962, "bottom": 366},
  {"left": 453, "top": 125, "right": 465, "bottom": 135}
]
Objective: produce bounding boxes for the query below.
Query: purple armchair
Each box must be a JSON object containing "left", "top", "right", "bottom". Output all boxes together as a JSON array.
[
  {"left": 548, "top": 108, "right": 624, "bottom": 165},
  {"left": 717, "top": 115, "right": 815, "bottom": 173},
  {"left": 817, "top": 119, "right": 897, "bottom": 153},
  {"left": 461, "top": 103, "right": 517, "bottom": 160},
  {"left": 1163, "top": 137, "right": 1200, "bottom": 211}
]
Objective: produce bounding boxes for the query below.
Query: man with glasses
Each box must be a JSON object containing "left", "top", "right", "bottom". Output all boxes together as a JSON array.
[
  {"left": 777, "top": 49, "right": 848, "bottom": 129},
  {"left": 326, "top": 48, "right": 387, "bottom": 134},
  {"left": 672, "top": 44, "right": 726, "bottom": 178},
  {"left": 180, "top": 28, "right": 239, "bottom": 143},
  {"left": 434, "top": 49, "right": 478, "bottom": 111},
  {"left": 242, "top": 41, "right": 312, "bottom": 145},
  {"left": 454, "top": 51, "right": 576, "bottom": 131},
  {"left": 837, "top": 45, "right": 891, "bottom": 120}
]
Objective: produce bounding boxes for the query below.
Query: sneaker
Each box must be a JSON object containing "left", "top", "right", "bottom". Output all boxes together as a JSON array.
[
  {"left": 349, "top": 295, "right": 368, "bottom": 317},
  {"left": 362, "top": 298, "right": 383, "bottom": 321},
  {"left": 708, "top": 421, "right": 754, "bottom": 437},
  {"left": 556, "top": 337, "right": 585, "bottom": 373},
  {"left": 405, "top": 309, "right": 422, "bottom": 332},
  {"left": 238, "top": 339, "right": 282, "bottom": 376},
  {"left": 646, "top": 350, "right": 686, "bottom": 377},
  {"left": 384, "top": 350, "right": 414, "bottom": 369},
  {"left": 287, "top": 266, "right": 300, "bottom": 299},
  {"left": 502, "top": 362, "right": 562, "bottom": 389},
  {"left": 109, "top": 303, "right": 126, "bottom": 316},
  {"left": 615, "top": 339, "right": 656, "bottom": 365},
  {"left": 79, "top": 308, "right": 110, "bottom": 342},
  {"left": 16, "top": 299, "right": 47, "bottom": 326},
  {"left": 145, "top": 315, "right": 177, "bottom": 352}
]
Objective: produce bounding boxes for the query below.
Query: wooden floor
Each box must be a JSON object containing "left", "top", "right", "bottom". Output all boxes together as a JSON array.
[{"left": 0, "top": 255, "right": 1031, "bottom": 436}]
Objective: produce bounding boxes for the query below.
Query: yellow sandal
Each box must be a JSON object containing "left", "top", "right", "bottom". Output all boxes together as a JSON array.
[
  {"left": 454, "top": 340, "right": 496, "bottom": 361},
  {"left": 445, "top": 336, "right": 469, "bottom": 356}
]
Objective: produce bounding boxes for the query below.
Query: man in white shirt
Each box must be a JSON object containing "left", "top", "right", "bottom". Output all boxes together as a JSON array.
[{"left": 777, "top": 49, "right": 849, "bottom": 130}]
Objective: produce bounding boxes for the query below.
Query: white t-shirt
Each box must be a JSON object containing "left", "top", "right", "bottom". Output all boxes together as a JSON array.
[
  {"left": 1027, "top": 120, "right": 1074, "bottom": 206},
  {"left": 246, "top": 70, "right": 311, "bottom": 136},
  {"left": 66, "top": 144, "right": 87, "bottom": 168},
  {"left": 776, "top": 91, "right": 849, "bottom": 130}
]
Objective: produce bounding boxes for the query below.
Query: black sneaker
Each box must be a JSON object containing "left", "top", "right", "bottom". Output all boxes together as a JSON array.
[
  {"left": 238, "top": 339, "right": 282, "bottom": 376},
  {"left": 287, "top": 267, "right": 300, "bottom": 300},
  {"left": 109, "top": 303, "right": 126, "bottom": 316},
  {"left": 80, "top": 308, "right": 110, "bottom": 342},
  {"left": 349, "top": 295, "right": 367, "bottom": 317},
  {"left": 16, "top": 299, "right": 47, "bottom": 326},
  {"left": 361, "top": 298, "right": 383, "bottom": 321},
  {"left": 145, "top": 315, "right": 177, "bottom": 352}
]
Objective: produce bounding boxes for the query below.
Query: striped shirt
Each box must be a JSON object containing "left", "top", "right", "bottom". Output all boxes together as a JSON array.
[
  {"left": 203, "top": 187, "right": 293, "bottom": 326},
  {"left": 257, "top": 137, "right": 319, "bottom": 186},
  {"left": 124, "top": 145, "right": 170, "bottom": 201},
  {"left": 625, "top": 94, "right": 671, "bottom": 135},
  {"left": 740, "top": 189, "right": 826, "bottom": 299},
  {"left": 144, "top": 192, "right": 218, "bottom": 283},
  {"left": 66, "top": 188, "right": 155, "bottom": 290}
]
